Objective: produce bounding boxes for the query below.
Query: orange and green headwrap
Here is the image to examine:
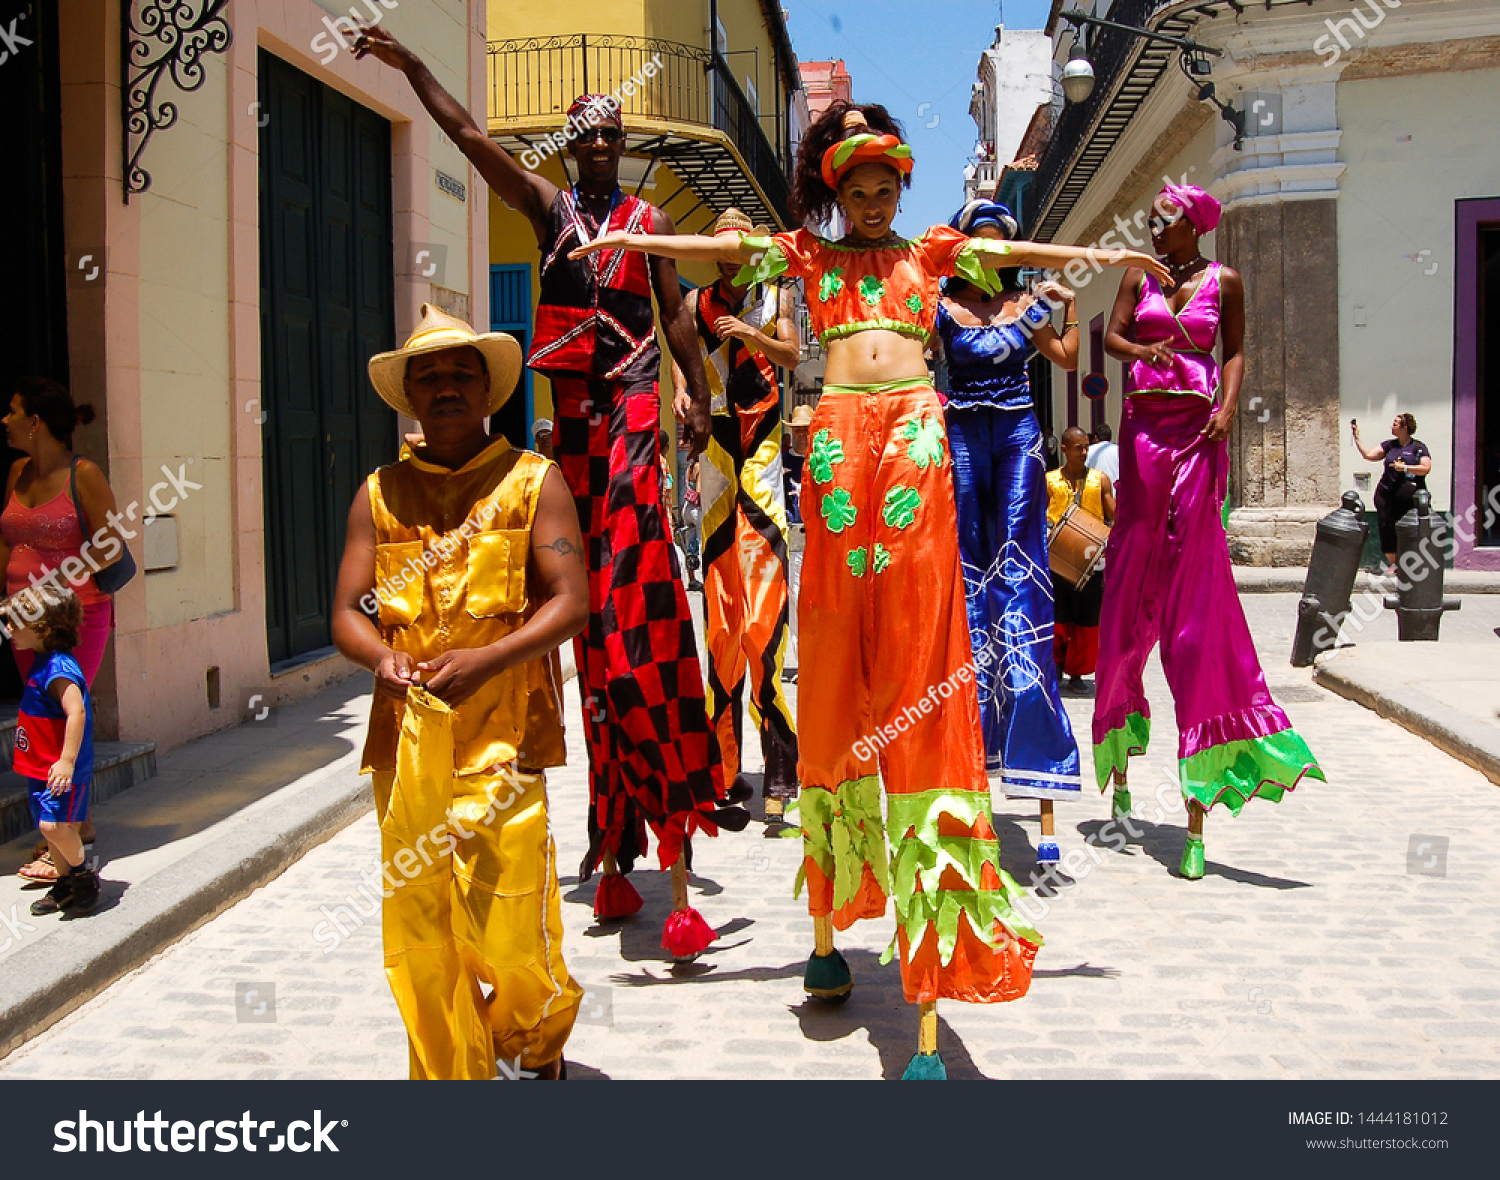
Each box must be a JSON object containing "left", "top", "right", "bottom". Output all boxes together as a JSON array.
[{"left": 820, "top": 133, "right": 914, "bottom": 190}]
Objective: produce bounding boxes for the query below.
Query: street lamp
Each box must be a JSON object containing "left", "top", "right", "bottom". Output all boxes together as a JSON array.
[
  {"left": 1057, "top": 8, "right": 1246, "bottom": 151},
  {"left": 1060, "top": 45, "right": 1095, "bottom": 105}
]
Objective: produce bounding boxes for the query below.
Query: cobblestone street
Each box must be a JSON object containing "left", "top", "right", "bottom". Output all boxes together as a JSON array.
[{"left": 4, "top": 594, "right": 1498, "bottom": 1081}]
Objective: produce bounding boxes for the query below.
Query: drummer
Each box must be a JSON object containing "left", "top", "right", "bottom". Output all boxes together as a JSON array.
[{"left": 1046, "top": 426, "right": 1115, "bottom": 693}]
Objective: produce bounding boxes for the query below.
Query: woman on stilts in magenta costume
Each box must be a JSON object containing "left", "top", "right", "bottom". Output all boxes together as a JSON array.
[{"left": 1095, "top": 183, "right": 1324, "bottom": 879}]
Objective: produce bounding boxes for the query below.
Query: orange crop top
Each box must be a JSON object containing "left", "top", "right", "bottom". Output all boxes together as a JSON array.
[{"left": 737, "top": 224, "right": 1010, "bottom": 347}]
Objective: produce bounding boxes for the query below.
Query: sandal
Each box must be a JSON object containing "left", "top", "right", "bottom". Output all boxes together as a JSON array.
[{"left": 18, "top": 849, "right": 59, "bottom": 883}]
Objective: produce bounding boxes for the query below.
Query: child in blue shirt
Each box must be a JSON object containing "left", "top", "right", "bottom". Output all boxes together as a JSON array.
[{"left": 4, "top": 584, "right": 99, "bottom": 916}]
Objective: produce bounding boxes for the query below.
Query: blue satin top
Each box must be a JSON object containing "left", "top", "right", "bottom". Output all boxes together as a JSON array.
[{"left": 936, "top": 298, "right": 1051, "bottom": 411}]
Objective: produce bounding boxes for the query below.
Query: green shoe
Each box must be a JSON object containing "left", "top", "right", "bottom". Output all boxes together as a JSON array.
[
  {"left": 901, "top": 1051, "right": 947, "bottom": 1080},
  {"left": 1179, "top": 834, "right": 1205, "bottom": 880},
  {"left": 803, "top": 949, "right": 853, "bottom": 1003},
  {"left": 1111, "top": 787, "right": 1132, "bottom": 820}
]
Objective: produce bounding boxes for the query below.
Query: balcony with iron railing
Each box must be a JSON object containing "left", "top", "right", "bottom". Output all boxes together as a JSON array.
[
  {"left": 487, "top": 34, "right": 791, "bottom": 227},
  {"left": 1024, "top": 0, "right": 1164, "bottom": 238}
]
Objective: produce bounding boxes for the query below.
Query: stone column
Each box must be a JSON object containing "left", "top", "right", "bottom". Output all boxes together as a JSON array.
[{"left": 1211, "top": 67, "right": 1346, "bottom": 565}]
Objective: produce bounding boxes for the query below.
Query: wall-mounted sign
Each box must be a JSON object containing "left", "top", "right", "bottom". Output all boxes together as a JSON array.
[
  {"left": 436, "top": 170, "right": 467, "bottom": 202},
  {"left": 1082, "top": 372, "right": 1109, "bottom": 401}
]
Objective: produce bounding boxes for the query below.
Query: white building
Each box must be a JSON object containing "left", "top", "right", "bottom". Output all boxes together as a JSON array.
[
  {"left": 966, "top": 24, "right": 1055, "bottom": 204},
  {"left": 1022, "top": 0, "right": 1500, "bottom": 569}
]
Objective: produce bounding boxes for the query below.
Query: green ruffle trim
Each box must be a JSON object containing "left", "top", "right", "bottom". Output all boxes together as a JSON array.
[
  {"left": 1179, "top": 728, "right": 1326, "bottom": 817},
  {"left": 880, "top": 790, "right": 1041, "bottom": 968},
  {"left": 734, "top": 233, "right": 787, "bottom": 288},
  {"left": 791, "top": 776, "right": 890, "bottom": 910},
  {"left": 1093, "top": 711, "right": 1151, "bottom": 790},
  {"left": 818, "top": 319, "right": 931, "bottom": 346},
  {"left": 952, "top": 239, "right": 1010, "bottom": 297}
]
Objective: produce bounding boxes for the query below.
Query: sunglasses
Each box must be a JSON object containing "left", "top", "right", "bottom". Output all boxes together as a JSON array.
[
  {"left": 579, "top": 126, "right": 622, "bottom": 144},
  {"left": 1148, "top": 212, "right": 1186, "bottom": 234}
]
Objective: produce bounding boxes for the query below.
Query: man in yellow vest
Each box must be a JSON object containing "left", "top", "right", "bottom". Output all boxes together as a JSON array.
[
  {"left": 1046, "top": 426, "right": 1116, "bottom": 694},
  {"left": 332, "top": 305, "right": 588, "bottom": 1080}
]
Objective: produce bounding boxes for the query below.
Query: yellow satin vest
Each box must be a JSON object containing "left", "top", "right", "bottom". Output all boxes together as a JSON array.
[
  {"left": 360, "top": 435, "right": 566, "bottom": 777},
  {"left": 1046, "top": 467, "right": 1106, "bottom": 529}
]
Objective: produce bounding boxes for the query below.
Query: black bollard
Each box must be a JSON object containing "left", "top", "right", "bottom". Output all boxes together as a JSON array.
[
  {"left": 1291, "top": 491, "right": 1370, "bottom": 667},
  {"left": 1382, "top": 489, "right": 1461, "bottom": 641}
]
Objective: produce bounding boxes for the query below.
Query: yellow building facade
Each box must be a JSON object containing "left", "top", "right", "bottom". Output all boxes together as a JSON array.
[{"left": 481, "top": 0, "right": 802, "bottom": 440}]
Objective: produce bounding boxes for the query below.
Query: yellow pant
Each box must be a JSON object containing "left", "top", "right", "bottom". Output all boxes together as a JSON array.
[{"left": 374, "top": 687, "right": 581, "bottom": 1080}]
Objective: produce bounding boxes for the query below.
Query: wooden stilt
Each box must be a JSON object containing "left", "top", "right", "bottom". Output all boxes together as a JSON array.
[
  {"left": 1187, "top": 801, "right": 1205, "bottom": 836},
  {"left": 1039, "top": 799, "right": 1055, "bottom": 838},
  {"left": 602, "top": 849, "right": 618, "bottom": 876},
  {"left": 813, "top": 912, "right": 834, "bottom": 956},
  {"left": 917, "top": 1001, "right": 938, "bottom": 1055},
  {"left": 670, "top": 856, "right": 690, "bottom": 911}
]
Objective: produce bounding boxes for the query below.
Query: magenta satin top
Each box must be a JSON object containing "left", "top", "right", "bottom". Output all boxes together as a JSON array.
[{"left": 1125, "top": 262, "right": 1221, "bottom": 401}]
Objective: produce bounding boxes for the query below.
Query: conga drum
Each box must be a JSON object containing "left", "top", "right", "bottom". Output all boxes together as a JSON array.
[{"left": 1048, "top": 504, "right": 1110, "bottom": 589}]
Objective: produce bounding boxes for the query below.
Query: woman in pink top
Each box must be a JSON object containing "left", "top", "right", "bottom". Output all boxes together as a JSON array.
[
  {"left": 1, "top": 377, "right": 129, "bottom": 880},
  {"left": 1095, "top": 185, "right": 1323, "bottom": 881}
]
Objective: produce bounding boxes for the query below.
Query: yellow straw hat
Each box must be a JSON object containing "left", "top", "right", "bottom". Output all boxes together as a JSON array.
[
  {"left": 712, "top": 207, "right": 769, "bottom": 238},
  {"left": 785, "top": 404, "right": 815, "bottom": 428},
  {"left": 367, "top": 304, "right": 523, "bottom": 418}
]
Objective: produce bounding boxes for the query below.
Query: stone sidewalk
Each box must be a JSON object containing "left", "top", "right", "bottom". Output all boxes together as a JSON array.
[{"left": 3, "top": 594, "right": 1497, "bottom": 1080}]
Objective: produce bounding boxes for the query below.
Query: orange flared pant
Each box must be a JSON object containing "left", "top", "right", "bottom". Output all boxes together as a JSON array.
[{"left": 796, "top": 381, "right": 1041, "bottom": 1004}]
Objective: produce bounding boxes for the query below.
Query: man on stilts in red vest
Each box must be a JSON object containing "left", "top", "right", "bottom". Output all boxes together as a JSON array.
[{"left": 349, "top": 25, "right": 746, "bottom": 960}]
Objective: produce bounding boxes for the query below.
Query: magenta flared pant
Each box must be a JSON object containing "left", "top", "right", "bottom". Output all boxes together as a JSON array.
[{"left": 1091, "top": 396, "right": 1322, "bottom": 814}]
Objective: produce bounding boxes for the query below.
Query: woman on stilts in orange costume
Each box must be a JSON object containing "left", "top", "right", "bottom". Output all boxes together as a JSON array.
[{"left": 571, "top": 102, "right": 1168, "bottom": 1078}]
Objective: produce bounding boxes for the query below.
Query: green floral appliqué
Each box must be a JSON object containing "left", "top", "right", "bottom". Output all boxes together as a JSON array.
[
  {"left": 883, "top": 485, "right": 921, "bottom": 530},
  {"left": 901, "top": 414, "right": 946, "bottom": 470},
  {"left": 858, "top": 275, "right": 886, "bottom": 306},
  {"left": 819, "top": 268, "right": 846, "bottom": 303},
  {"left": 847, "top": 546, "right": 869, "bottom": 577},
  {"left": 905, "top": 294, "right": 923, "bottom": 315},
  {"left": 807, "top": 428, "right": 845, "bottom": 485},
  {"left": 872, "top": 543, "right": 892, "bottom": 573},
  {"left": 822, "top": 487, "right": 858, "bottom": 534}
]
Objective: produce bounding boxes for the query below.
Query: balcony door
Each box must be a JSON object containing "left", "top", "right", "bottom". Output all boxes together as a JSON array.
[{"left": 258, "top": 51, "right": 396, "bottom": 665}]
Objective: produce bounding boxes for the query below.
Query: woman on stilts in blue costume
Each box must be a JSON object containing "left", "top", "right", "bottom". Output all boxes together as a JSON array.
[{"left": 938, "top": 200, "right": 1083, "bottom": 879}]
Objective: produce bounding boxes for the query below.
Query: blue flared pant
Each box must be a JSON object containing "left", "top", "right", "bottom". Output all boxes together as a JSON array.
[{"left": 946, "top": 405, "right": 1082, "bottom": 800}]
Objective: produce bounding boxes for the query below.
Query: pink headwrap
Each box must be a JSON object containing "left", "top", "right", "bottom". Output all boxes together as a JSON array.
[{"left": 1158, "top": 183, "right": 1221, "bottom": 235}]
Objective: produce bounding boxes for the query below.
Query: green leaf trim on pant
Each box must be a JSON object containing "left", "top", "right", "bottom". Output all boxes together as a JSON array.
[
  {"left": 872, "top": 542, "right": 891, "bottom": 573},
  {"left": 821, "top": 486, "right": 858, "bottom": 533},
  {"left": 883, "top": 484, "right": 922, "bottom": 529},
  {"left": 1178, "top": 728, "right": 1326, "bottom": 817},
  {"left": 792, "top": 776, "right": 890, "bottom": 911},
  {"left": 1091, "top": 711, "right": 1151, "bottom": 790},
  {"left": 882, "top": 789, "right": 1042, "bottom": 968},
  {"left": 847, "top": 546, "right": 869, "bottom": 577},
  {"left": 807, "top": 428, "right": 845, "bottom": 485},
  {"left": 900, "top": 413, "right": 946, "bottom": 470}
]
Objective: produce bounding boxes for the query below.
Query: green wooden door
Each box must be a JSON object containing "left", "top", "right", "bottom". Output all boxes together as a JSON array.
[{"left": 258, "top": 51, "right": 396, "bottom": 666}]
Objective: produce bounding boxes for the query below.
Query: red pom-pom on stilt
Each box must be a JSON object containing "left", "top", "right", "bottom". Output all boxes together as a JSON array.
[
  {"left": 593, "top": 874, "right": 643, "bottom": 920},
  {"left": 661, "top": 907, "right": 716, "bottom": 960}
]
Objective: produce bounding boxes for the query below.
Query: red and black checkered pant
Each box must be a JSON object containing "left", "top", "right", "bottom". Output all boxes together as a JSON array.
[{"left": 552, "top": 377, "right": 726, "bottom": 877}]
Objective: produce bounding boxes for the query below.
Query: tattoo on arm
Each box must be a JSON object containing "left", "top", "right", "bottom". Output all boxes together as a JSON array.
[{"left": 536, "top": 536, "right": 584, "bottom": 562}]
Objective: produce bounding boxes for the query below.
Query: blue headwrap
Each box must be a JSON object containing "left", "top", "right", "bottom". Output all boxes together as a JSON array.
[{"left": 950, "top": 199, "right": 1018, "bottom": 240}]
